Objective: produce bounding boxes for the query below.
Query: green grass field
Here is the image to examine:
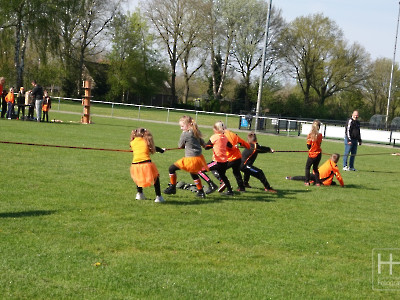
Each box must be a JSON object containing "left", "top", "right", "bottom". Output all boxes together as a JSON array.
[{"left": 1, "top": 111, "right": 400, "bottom": 299}]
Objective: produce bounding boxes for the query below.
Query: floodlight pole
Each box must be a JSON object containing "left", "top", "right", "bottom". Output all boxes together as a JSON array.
[
  {"left": 254, "top": 0, "right": 272, "bottom": 133},
  {"left": 386, "top": 1, "right": 400, "bottom": 129}
]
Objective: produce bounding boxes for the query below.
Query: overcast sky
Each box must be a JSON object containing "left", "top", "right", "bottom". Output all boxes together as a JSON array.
[{"left": 125, "top": 0, "right": 400, "bottom": 60}]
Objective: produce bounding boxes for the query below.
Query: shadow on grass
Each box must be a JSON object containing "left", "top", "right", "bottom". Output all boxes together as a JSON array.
[{"left": 0, "top": 210, "right": 57, "bottom": 218}]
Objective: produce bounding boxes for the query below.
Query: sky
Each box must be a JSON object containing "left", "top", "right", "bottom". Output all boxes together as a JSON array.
[{"left": 125, "top": 0, "right": 400, "bottom": 60}]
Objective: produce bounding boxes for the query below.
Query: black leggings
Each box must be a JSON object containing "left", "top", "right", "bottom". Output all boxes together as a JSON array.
[
  {"left": 198, "top": 161, "right": 232, "bottom": 192},
  {"left": 137, "top": 176, "right": 161, "bottom": 196},
  {"left": 241, "top": 164, "right": 271, "bottom": 189},
  {"left": 305, "top": 153, "right": 321, "bottom": 184}
]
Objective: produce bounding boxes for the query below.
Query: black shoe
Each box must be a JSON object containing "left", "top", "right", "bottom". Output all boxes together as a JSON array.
[
  {"left": 244, "top": 183, "right": 251, "bottom": 188},
  {"left": 237, "top": 187, "right": 245, "bottom": 192},
  {"left": 223, "top": 190, "right": 234, "bottom": 196},
  {"left": 197, "top": 189, "right": 206, "bottom": 198},
  {"left": 205, "top": 181, "right": 218, "bottom": 194},
  {"left": 163, "top": 184, "right": 176, "bottom": 194}
]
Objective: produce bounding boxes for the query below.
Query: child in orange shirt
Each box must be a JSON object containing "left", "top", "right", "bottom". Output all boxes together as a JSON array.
[
  {"left": 286, "top": 153, "right": 344, "bottom": 187},
  {"left": 164, "top": 115, "right": 209, "bottom": 198},
  {"left": 199, "top": 121, "right": 234, "bottom": 196},
  {"left": 305, "top": 120, "right": 323, "bottom": 186},
  {"left": 41, "top": 90, "right": 51, "bottom": 122},
  {"left": 5, "top": 87, "right": 15, "bottom": 119},
  {"left": 130, "top": 128, "right": 165, "bottom": 203}
]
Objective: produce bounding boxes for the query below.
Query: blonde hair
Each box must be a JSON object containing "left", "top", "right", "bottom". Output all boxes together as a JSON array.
[
  {"left": 309, "top": 120, "right": 321, "bottom": 141},
  {"left": 247, "top": 131, "right": 257, "bottom": 143},
  {"left": 130, "top": 128, "right": 156, "bottom": 154},
  {"left": 179, "top": 115, "right": 202, "bottom": 140},
  {"left": 213, "top": 121, "right": 225, "bottom": 133}
]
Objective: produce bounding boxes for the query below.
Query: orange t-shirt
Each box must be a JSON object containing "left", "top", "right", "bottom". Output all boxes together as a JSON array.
[
  {"left": 318, "top": 159, "right": 344, "bottom": 186},
  {"left": 210, "top": 133, "right": 228, "bottom": 163},
  {"left": 5, "top": 92, "right": 14, "bottom": 104},
  {"left": 307, "top": 133, "right": 322, "bottom": 158},
  {"left": 224, "top": 130, "right": 250, "bottom": 161}
]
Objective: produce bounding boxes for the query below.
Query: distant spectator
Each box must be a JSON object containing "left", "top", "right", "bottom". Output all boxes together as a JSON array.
[
  {"left": 17, "top": 87, "right": 26, "bottom": 120},
  {"left": 0, "top": 77, "right": 6, "bottom": 118},
  {"left": 5, "top": 87, "right": 15, "bottom": 119},
  {"left": 25, "top": 90, "right": 34, "bottom": 120},
  {"left": 41, "top": 90, "right": 51, "bottom": 122},
  {"left": 31, "top": 80, "right": 44, "bottom": 122}
]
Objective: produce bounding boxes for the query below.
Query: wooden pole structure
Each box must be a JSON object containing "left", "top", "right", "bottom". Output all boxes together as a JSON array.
[{"left": 82, "top": 80, "right": 91, "bottom": 124}]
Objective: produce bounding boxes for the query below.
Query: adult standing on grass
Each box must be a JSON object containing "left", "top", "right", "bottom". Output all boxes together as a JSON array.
[
  {"left": 17, "top": 87, "right": 26, "bottom": 120},
  {"left": 31, "top": 80, "right": 43, "bottom": 122},
  {"left": 343, "top": 110, "right": 362, "bottom": 171}
]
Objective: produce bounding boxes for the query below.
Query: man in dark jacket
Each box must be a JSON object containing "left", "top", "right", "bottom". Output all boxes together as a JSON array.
[
  {"left": 343, "top": 110, "right": 362, "bottom": 171},
  {"left": 31, "top": 80, "right": 43, "bottom": 122}
]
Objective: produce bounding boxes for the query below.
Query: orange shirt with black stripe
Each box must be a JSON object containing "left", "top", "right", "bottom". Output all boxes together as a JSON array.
[{"left": 318, "top": 159, "right": 344, "bottom": 186}]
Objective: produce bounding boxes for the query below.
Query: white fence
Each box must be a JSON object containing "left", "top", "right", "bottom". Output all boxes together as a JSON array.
[{"left": 53, "top": 97, "right": 400, "bottom": 146}]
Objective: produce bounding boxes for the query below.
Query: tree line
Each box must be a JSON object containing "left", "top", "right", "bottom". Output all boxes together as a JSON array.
[{"left": 1, "top": 0, "right": 399, "bottom": 122}]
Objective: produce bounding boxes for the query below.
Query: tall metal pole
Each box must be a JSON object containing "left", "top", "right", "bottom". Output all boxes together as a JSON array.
[
  {"left": 254, "top": 0, "right": 272, "bottom": 132},
  {"left": 386, "top": 1, "right": 400, "bottom": 129}
]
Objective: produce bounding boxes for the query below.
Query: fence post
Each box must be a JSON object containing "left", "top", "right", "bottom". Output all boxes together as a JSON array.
[
  {"left": 58, "top": 98, "right": 61, "bottom": 111},
  {"left": 111, "top": 103, "right": 114, "bottom": 117},
  {"left": 195, "top": 111, "right": 198, "bottom": 122},
  {"left": 167, "top": 108, "right": 170, "bottom": 122},
  {"left": 226, "top": 114, "right": 228, "bottom": 128},
  {"left": 138, "top": 106, "right": 141, "bottom": 119},
  {"left": 287, "top": 120, "right": 290, "bottom": 136}
]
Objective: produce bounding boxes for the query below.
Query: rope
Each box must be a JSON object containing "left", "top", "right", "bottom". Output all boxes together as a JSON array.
[{"left": 1, "top": 141, "right": 397, "bottom": 157}]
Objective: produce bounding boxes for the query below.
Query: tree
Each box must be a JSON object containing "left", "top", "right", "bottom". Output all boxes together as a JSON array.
[
  {"left": 279, "top": 13, "right": 369, "bottom": 106},
  {"left": 230, "top": 1, "right": 285, "bottom": 111}
]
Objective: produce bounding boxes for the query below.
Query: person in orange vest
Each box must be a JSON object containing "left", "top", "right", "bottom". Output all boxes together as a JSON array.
[
  {"left": 286, "top": 153, "right": 344, "bottom": 187},
  {"left": 41, "top": 90, "right": 51, "bottom": 122},
  {"left": 5, "top": 87, "right": 15, "bottom": 119}
]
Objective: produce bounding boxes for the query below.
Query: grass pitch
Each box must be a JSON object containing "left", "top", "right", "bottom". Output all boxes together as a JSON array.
[{"left": 1, "top": 111, "right": 399, "bottom": 299}]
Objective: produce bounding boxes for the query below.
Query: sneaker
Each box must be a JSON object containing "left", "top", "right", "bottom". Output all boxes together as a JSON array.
[
  {"left": 343, "top": 166, "right": 350, "bottom": 171},
  {"left": 237, "top": 188, "right": 246, "bottom": 192},
  {"left": 349, "top": 167, "right": 357, "bottom": 171},
  {"left": 285, "top": 176, "right": 292, "bottom": 180},
  {"left": 135, "top": 192, "right": 146, "bottom": 200},
  {"left": 244, "top": 183, "right": 252, "bottom": 188},
  {"left": 154, "top": 195, "right": 165, "bottom": 203},
  {"left": 163, "top": 183, "right": 176, "bottom": 194},
  {"left": 304, "top": 182, "right": 310, "bottom": 186},
  {"left": 205, "top": 181, "right": 218, "bottom": 194},
  {"left": 265, "top": 188, "right": 277, "bottom": 193},
  {"left": 315, "top": 183, "right": 321, "bottom": 187},
  {"left": 218, "top": 183, "right": 226, "bottom": 193},
  {"left": 196, "top": 189, "right": 206, "bottom": 198},
  {"left": 223, "top": 190, "right": 234, "bottom": 196}
]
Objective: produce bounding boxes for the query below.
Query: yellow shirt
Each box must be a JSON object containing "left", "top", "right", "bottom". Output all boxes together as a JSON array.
[{"left": 130, "top": 137, "right": 151, "bottom": 163}]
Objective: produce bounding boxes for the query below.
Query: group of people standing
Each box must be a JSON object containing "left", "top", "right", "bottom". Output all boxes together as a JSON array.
[{"left": 0, "top": 77, "right": 51, "bottom": 122}]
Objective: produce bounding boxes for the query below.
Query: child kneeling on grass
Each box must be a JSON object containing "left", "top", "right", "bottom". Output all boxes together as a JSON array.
[{"left": 130, "top": 128, "right": 165, "bottom": 203}]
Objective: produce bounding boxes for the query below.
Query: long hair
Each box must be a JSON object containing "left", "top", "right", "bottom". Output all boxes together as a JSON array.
[
  {"left": 309, "top": 120, "right": 321, "bottom": 141},
  {"left": 213, "top": 121, "right": 225, "bottom": 133},
  {"left": 179, "top": 115, "right": 202, "bottom": 140},
  {"left": 130, "top": 128, "right": 156, "bottom": 154}
]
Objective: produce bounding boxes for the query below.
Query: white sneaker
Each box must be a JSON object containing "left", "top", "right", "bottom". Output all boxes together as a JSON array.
[
  {"left": 135, "top": 192, "right": 146, "bottom": 200},
  {"left": 154, "top": 196, "right": 165, "bottom": 203},
  {"left": 349, "top": 167, "right": 357, "bottom": 171},
  {"left": 343, "top": 166, "right": 349, "bottom": 171}
]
